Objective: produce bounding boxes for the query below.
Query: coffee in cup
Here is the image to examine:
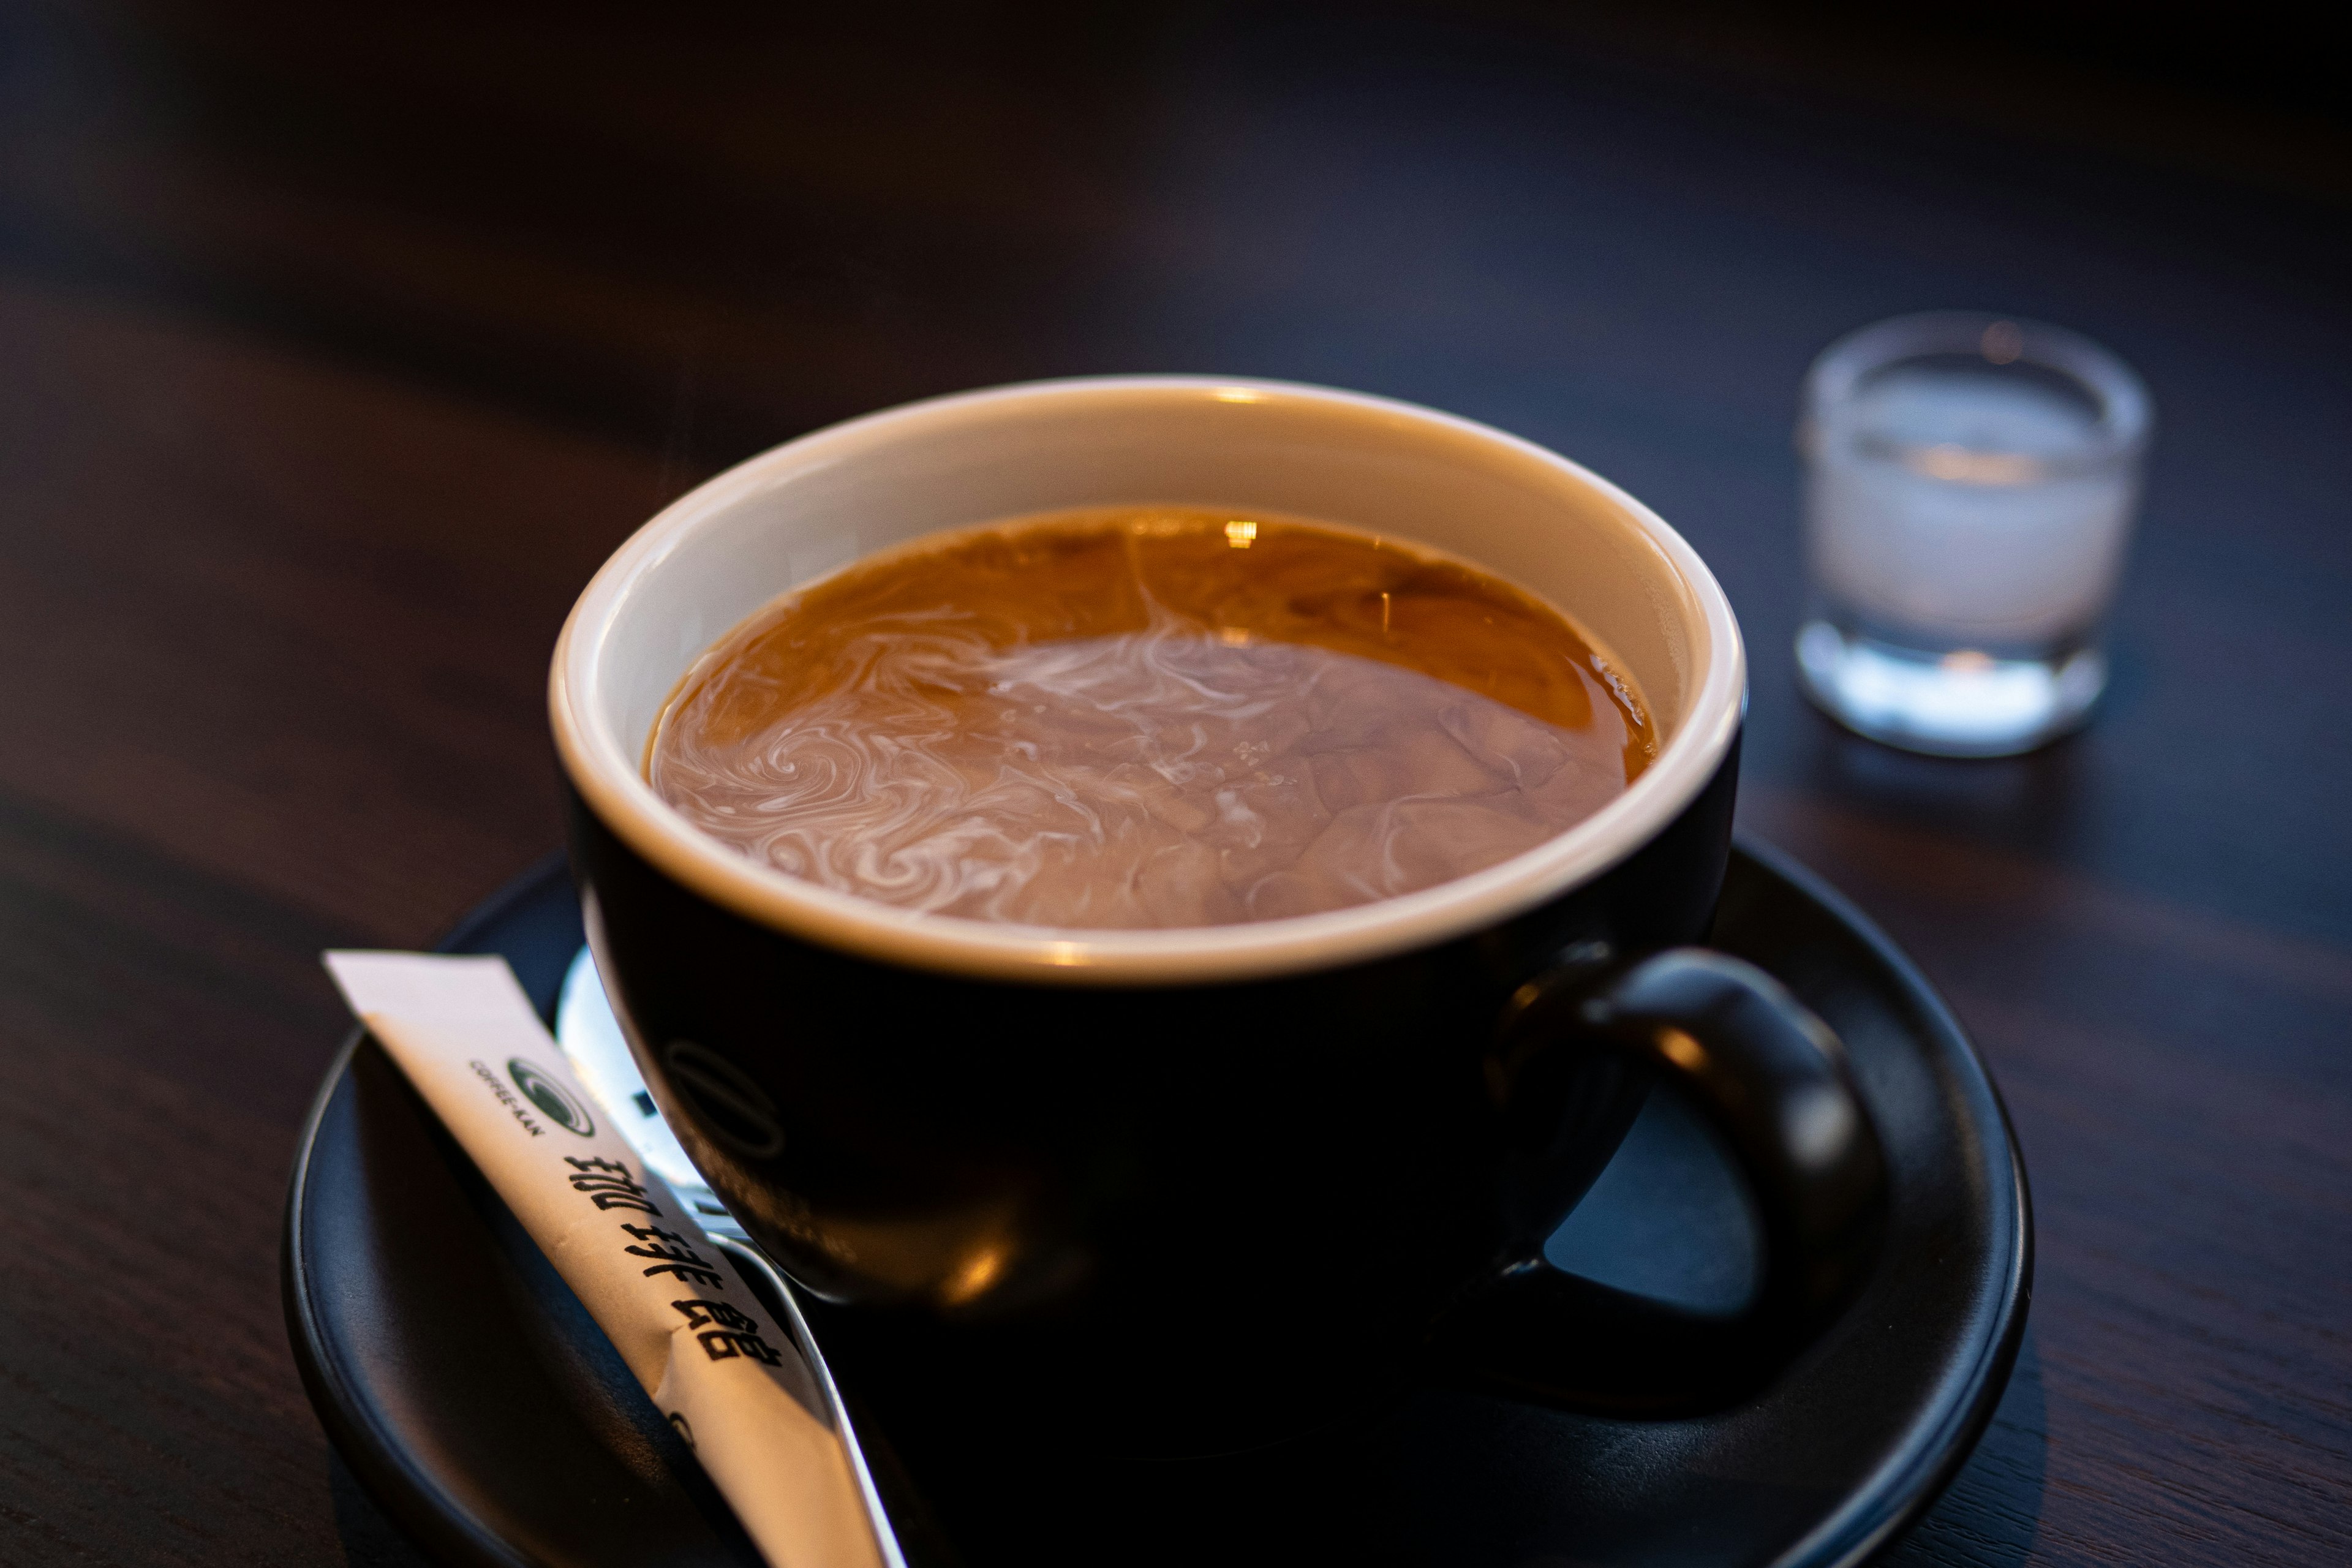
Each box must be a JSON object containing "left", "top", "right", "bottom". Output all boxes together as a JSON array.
[
  {"left": 648, "top": 506, "right": 1655, "bottom": 929},
  {"left": 552, "top": 377, "right": 1885, "bottom": 1457}
]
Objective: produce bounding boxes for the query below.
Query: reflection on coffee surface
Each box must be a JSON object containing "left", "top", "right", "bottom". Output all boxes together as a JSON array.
[{"left": 649, "top": 508, "right": 1654, "bottom": 929}]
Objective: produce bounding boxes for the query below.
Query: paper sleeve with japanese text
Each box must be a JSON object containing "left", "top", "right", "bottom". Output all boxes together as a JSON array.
[{"left": 323, "top": 950, "right": 883, "bottom": 1568}]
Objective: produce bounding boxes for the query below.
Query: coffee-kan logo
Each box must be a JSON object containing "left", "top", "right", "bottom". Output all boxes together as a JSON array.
[{"left": 508, "top": 1058, "right": 597, "bottom": 1137}]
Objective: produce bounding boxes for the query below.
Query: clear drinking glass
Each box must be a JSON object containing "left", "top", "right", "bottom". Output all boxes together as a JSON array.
[{"left": 1795, "top": 311, "right": 2152, "bottom": 756}]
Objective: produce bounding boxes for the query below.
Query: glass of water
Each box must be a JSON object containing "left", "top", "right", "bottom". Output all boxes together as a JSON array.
[{"left": 1795, "top": 311, "right": 2152, "bottom": 756}]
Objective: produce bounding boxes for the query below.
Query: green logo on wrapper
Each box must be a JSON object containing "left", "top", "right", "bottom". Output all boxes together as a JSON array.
[{"left": 508, "top": 1058, "right": 595, "bottom": 1137}]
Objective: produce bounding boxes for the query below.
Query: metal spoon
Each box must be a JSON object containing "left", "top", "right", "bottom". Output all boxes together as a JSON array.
[{"left": 557, "top": 948, "right": 910, "bottom": 1568}]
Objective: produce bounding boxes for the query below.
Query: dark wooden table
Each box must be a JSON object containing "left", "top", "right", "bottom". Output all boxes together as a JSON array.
[{"left": 2, "top": 4, "right": 2345, "bottom": 1563}]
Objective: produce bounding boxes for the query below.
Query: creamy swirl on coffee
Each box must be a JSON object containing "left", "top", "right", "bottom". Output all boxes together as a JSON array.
[{"left": 649, "top": 508, "right": 1653, "bottom": 929}]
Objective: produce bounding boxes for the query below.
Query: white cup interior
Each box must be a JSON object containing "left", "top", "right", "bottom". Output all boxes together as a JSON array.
[{"left": 554, "top": 377, "right": 1745, "bottom": 984}]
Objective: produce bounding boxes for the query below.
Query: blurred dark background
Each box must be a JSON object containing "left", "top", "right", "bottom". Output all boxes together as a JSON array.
[
  {"left": 4, "top": 1, "right": 2348, "bottom": 462},
  {"left": 0, "top": 4, "right": 2346, "bottom": 1566}
]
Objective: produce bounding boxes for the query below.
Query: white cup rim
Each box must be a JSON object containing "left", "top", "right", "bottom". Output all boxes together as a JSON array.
[{"left": 551, "top": 375, "right": 1746, "bottom": 986}]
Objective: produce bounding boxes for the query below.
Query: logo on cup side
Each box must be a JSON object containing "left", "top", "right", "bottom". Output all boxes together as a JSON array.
[
  {"left": 508, "top": 1058, "right": 596, "bottom": 1137},
  {"left": 663, "top": 1041, "right": 786, "bottom": 1158}
]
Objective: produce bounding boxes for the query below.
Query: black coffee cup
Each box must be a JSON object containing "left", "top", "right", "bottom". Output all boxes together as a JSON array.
[{"left": 552, "top": 378, "right": 1885, "bottom": 1452}]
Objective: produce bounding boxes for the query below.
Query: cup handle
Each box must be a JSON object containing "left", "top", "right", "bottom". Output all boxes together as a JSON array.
[{"left": 1430, "top": 948, "right": 1888, "bottom": 1416}]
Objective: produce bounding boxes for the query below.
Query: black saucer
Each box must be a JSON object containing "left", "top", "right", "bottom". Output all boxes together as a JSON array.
[{"left": 284, "top": 840, "right": 2029, "bottom": 1567}]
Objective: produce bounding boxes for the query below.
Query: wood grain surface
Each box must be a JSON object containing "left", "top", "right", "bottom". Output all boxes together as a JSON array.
[{"left": 1, "top": 4, "right": 2345, "bottom": 1564}]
